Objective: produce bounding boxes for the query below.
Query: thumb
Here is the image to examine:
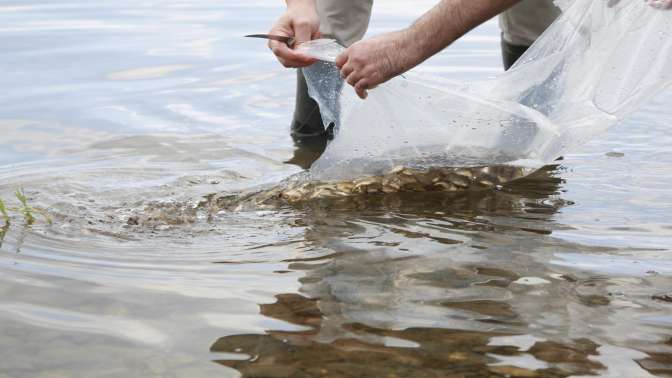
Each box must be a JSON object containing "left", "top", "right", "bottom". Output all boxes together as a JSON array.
[{"left": 293, "top": 21, "right": 315, "bottom": 44}]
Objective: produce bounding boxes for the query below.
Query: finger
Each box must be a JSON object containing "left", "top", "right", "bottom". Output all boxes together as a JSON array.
[
  {"left": 280, "top": 56, "right": 317, "bottom": 68},
  {"left": 335, "top": 52, "right": 348, "bottom": 69},
  {"left": 276, "top": 56, "right": 294, "bottom": 68},
  {"left": 269, "top": 40, "right": 304, "bottom": 62},
  {"left": 276, "top": 53, "right": 315, "bottom": 68},
  {"left": 340, "top": 63, "right": 355, "bottom": 80},
  {"left": 647, "top": 0, "right": 672, "bottom": 9},
  {"left": 354, "top": 80, "right": 369, "bottom": 99},
  {"left": 286, "top": 56, "right": 317, "bottom": 67},
  {"left": 345, "top": 70, "right": 363, "bottom": 87},
  {"left": 269, "top": 40, "right": 316, "bottom": 67},
  {"left": 293, "top": 20, "right": 314, "bottom": 44}
]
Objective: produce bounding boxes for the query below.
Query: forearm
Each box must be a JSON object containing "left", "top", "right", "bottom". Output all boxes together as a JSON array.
[
  {"left": 402, "top": 0, "right": 520, "bottom": 69},
  {"left": 336, "top": 0, "right": 521, "bottom": 99}
]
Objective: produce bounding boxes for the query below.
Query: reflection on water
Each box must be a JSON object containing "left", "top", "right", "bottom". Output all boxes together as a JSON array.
[
  {"left": 212, "top": 300, "right": 606, "bottom": 377},
  {"left": 210, "top": 168, "right": 670, "bottom": 377},
  {"left": 1, "top": 1, "right": 672, "bottom": 377}
]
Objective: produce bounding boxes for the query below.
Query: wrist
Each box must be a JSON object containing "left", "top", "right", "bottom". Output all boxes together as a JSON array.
[
  {"left": 286, "top": 0, "right": 316, "bottom": 10},
  {"left": 396, "top": 28, "right": 426, "bottom": 73}
]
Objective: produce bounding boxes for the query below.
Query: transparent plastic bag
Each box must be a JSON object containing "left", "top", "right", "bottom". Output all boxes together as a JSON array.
[
  {"left": 298, "top": 39, "right": 345, "bottom": 62},
  {"left": 298, "top": 0, "right": 672, "bottom": 181}
]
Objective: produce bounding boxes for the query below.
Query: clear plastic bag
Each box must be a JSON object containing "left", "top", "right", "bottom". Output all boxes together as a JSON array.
[{"left": 298, "top": 0, "right": 672, "bottom": 181}]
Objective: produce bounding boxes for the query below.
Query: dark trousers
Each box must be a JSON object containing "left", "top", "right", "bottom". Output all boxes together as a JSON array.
[
  {"left": 291, "top": 69, "right": 327, "bottom": 139},
  {"left": 501, "top": 37, "right": 530, "bottom": 71}
]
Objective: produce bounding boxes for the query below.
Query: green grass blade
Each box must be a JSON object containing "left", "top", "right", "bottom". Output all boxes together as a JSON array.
[
  {"left": 15, "top": 188, "right": 35, "bottom": 225},
  {"left": 0, "top": 198, "right": 8, "bottom": 222}
]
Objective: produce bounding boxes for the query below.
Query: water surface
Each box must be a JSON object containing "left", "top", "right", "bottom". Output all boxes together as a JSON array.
[{"left": 1, "top": 1, "right": 672, "bottom": 377}]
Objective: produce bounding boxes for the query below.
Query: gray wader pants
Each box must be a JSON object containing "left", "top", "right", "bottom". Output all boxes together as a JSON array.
[{"left": 291, "top": 0, "right": 560, "bottom": 139}]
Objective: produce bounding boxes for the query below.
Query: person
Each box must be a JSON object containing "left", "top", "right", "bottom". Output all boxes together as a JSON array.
[{"left": 268, "top": 0, "right": 560, "bottom": 142}]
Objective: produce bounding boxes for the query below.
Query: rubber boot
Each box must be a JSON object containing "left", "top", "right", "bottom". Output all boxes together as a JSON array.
[
  {"left": 285, "top": 69, "right": 333, "bottom": 169},
  {"left": 291, "top": 69, "right": 328, "bottom": 139}
]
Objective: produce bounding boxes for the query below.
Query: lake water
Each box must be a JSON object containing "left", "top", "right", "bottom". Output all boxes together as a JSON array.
[{"left": 1, "top": 1, "right": 672, "bottom": 377}]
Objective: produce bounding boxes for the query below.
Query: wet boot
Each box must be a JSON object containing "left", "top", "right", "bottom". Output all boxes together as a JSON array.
[
  {"left": 291, "top": 69, "right": 328, "bottom": 139},
  {"left": 285, "top": 69, "right": 334, "bottom": 169}
]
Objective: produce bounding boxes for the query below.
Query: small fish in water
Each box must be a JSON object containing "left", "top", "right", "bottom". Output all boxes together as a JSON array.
[
  {"left": 128, "top": 165, "right": 535, "bottom": 221},
  {"left": 241, "top": 165, "right": 532, "bottom": 206}
]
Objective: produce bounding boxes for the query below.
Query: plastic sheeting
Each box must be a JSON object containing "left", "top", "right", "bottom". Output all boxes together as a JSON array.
[{"left": 297, "top": 0, "right": 672, "bottom": 181}]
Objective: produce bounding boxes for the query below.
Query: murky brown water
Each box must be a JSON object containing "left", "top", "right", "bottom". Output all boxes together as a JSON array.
[{"left": 1, "top": 1, "right": 672, "bottom": 377}]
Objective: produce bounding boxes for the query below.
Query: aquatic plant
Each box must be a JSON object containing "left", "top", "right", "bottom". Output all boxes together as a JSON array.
[
  {"left": 0, "top": 198, "right": 8, "bottom": 223},
  {"left": 0, "top": 222, "right": 8, "bottom": 248},
  {"left": 0, "top": 189, "right": 51, "bottom": 226},
  {"left": 15, "top": 189, "right": 35, "bottom": 225}
]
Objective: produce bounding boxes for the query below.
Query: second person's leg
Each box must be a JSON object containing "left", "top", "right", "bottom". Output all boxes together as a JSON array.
[{"left": 498, "top": 0, "right": 559, "bottom": 70}]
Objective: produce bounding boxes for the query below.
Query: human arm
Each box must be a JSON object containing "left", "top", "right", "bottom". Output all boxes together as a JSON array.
[
  {"left": 268, "top": 0, "right": 321, "bottom": 67},
  {"left": 336, "top": 0, "right": 520, "bottom": 99}
]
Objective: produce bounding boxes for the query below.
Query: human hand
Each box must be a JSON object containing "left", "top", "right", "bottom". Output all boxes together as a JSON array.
[
  {"left": 268, "top": 0, "right": 320, "bottom": 68},
  {"left": 608, "top": 0, "right": 672, "bottom": 8},
  {"left": 336, "top": 31, "right": 418, "bottom": 99},
  {"left": 645, "top": 0, "right": 672, "bottom": 9}
]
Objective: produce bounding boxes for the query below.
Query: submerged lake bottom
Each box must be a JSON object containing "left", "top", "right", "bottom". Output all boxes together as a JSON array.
[{"left": 1, "top": 1, "right": 672, "bottom": 377}]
